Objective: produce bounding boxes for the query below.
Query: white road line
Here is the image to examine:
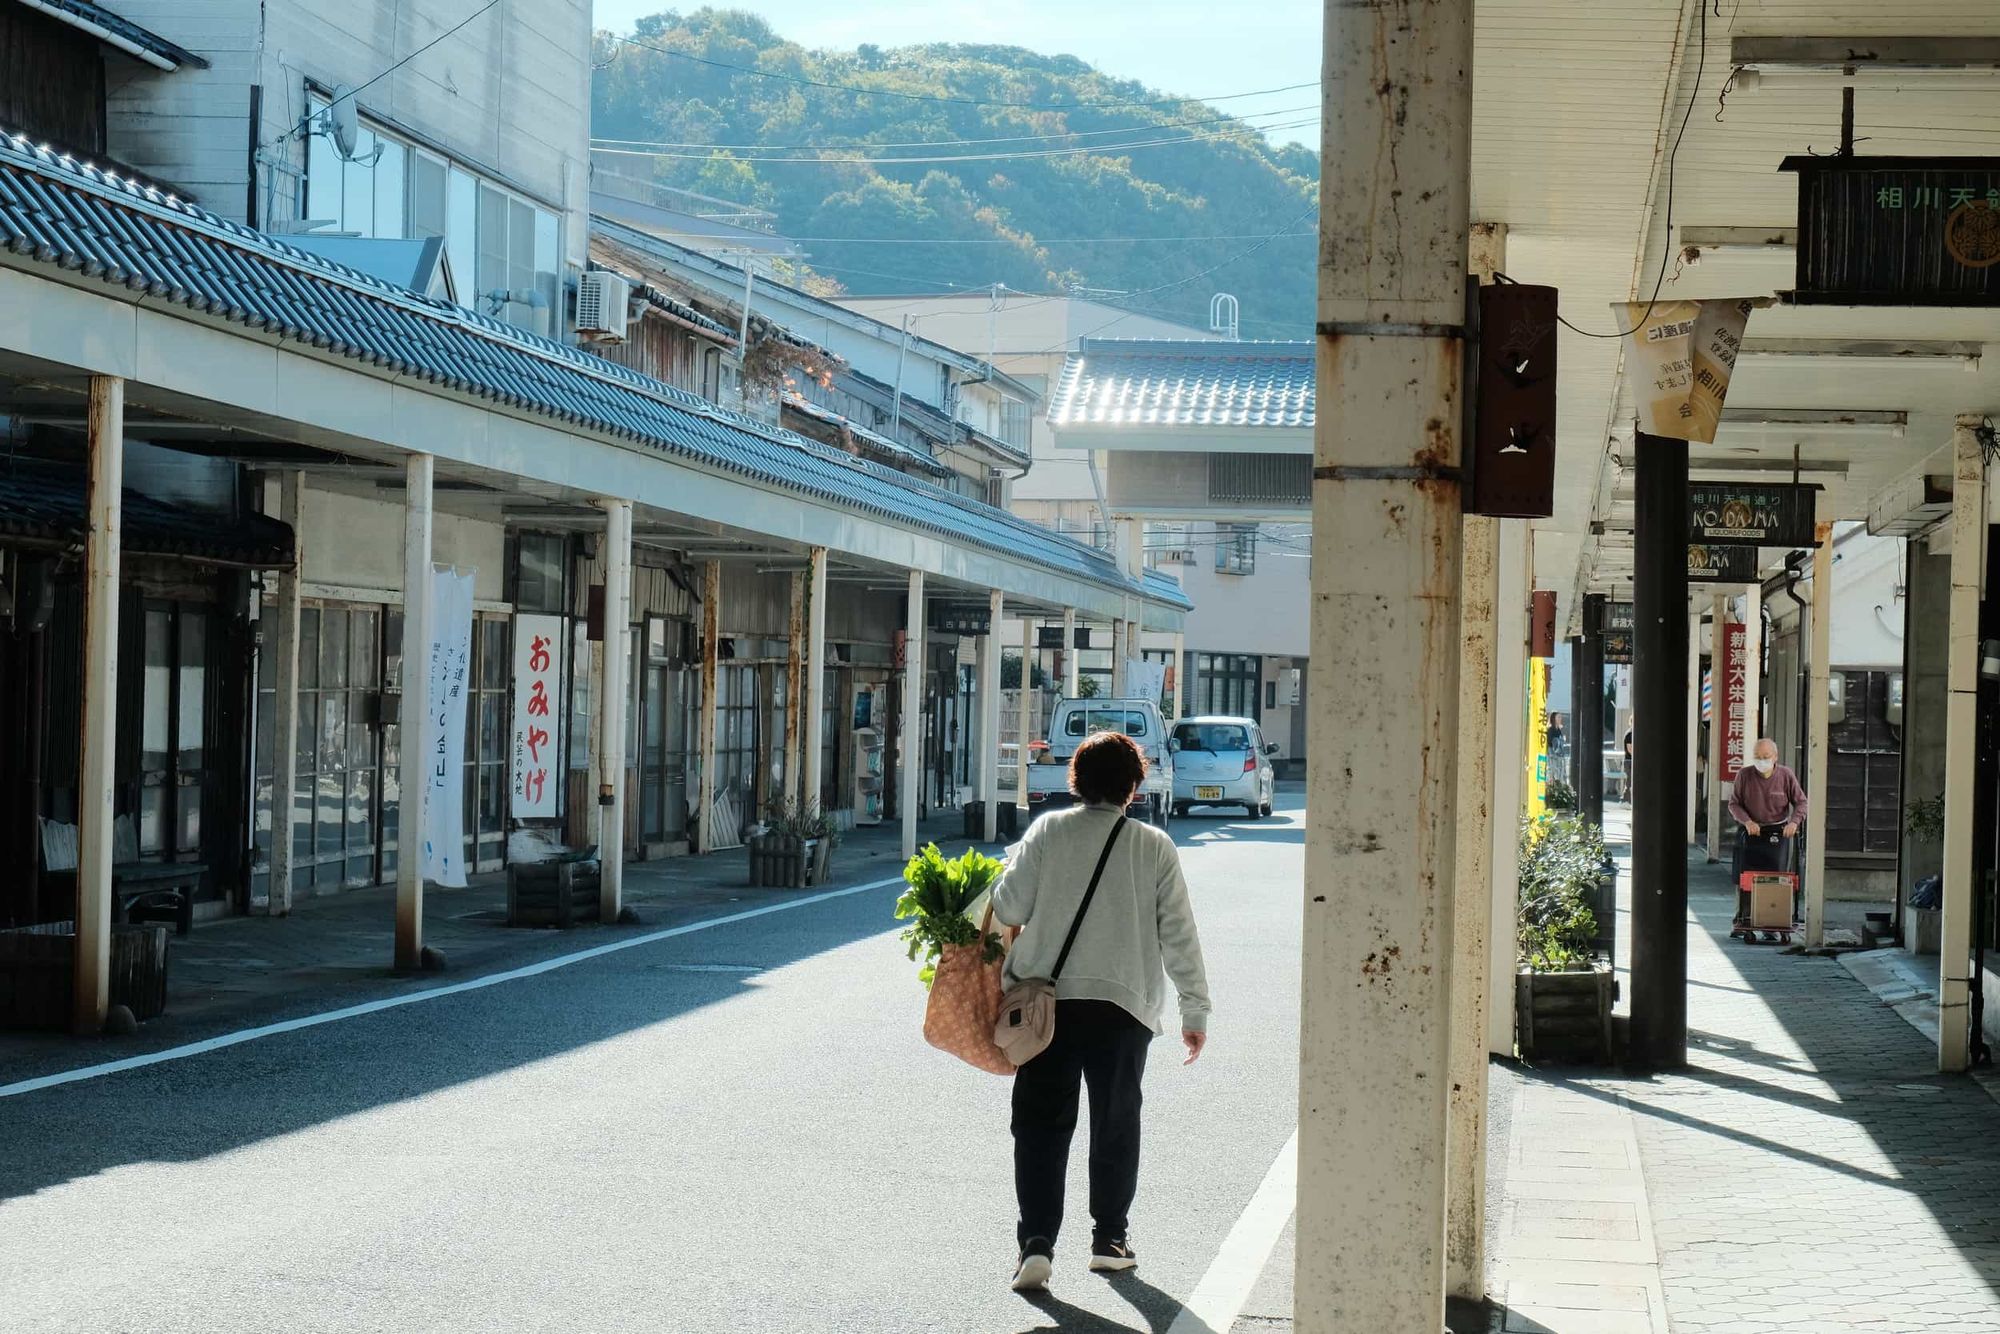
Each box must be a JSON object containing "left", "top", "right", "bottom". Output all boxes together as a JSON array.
[
  {"left": 1, "top": 875, "right": 904, "bottom": 1100},
  {"left": 1168, "top": 1129, "right": 1298, "bottom": 1334}
]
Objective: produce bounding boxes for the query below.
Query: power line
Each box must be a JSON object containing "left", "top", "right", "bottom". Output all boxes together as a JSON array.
[
  {"left": 590, "top": 117, "right": 1319, "bottom": 167},
  {"left": 276, "top": 0, "right": 501, "bottom": 144},
  {"left": 607, "top": 34, "right": 1316, "bottom": 111},
  {"left": 589, "top": 103, "right": 1322, "bottom": 154}
]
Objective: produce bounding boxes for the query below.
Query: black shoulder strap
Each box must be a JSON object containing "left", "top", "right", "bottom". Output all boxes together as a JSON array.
[{"left": 1052, "top": 816, "right": 1127, "bottom": 981}]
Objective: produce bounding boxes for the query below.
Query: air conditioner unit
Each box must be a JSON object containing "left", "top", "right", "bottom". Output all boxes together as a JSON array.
[{"left": 575, "top": 270, "right": 632, "bottom": 343}]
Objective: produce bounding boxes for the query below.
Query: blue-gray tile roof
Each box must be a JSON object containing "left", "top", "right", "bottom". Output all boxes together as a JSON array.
[
  {"left": 26, "top": 0, "right": 208, "bottom": 69},
  {"left": 1049, "top": 339, "right": 1314, "bottom": 430},
  {"left": 0, "top": 458, "right": 292, "bottom": 566},
  {"left": 0, "top": 135, "right": 1188, "bottom": 612}
]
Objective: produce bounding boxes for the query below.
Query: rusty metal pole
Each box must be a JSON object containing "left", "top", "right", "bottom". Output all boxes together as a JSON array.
[
  {"left": 803, "top": 548, "right": 829, "bottom": 813},
  {"left": 74, "top": 375, "right": 122, "bottom": 1033},
  {"left": 697, "top": 560, "right": 721, "bottom": 853},
  {"left": 902, "top": 570, "right": 925, "bottom": 859},
  {"left": 1299, "top": 0, "right": 1471, "bottom": 1326},
  {"left": 786, "top": 572, "right": 805, "bottom": 806},
  {"left": 394, "top": 452, "right": 433, "bottom": 972}
]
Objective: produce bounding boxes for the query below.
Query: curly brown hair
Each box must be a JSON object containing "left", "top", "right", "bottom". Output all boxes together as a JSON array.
[{"left": 1069, "top": 730, "right": 1148, "bottom": 806}]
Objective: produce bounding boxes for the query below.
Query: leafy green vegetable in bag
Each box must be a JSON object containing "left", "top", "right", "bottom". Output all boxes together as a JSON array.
[{"left": 894, "top": 843, "right": 1006, "bottom": 986}]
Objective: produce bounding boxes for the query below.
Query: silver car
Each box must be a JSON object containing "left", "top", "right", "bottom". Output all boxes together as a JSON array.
[{"left": 1170, "top": 716, "right": 1278, "bottom": 819}]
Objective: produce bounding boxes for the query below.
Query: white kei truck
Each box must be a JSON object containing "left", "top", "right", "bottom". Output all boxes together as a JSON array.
[{"left": 1024, "top": 698, "right": 1177, "bottom": 829}]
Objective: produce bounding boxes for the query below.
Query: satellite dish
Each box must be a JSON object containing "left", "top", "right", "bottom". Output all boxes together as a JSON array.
[{"left": 326, "top": 85, "right": 359, "bottom": 159}]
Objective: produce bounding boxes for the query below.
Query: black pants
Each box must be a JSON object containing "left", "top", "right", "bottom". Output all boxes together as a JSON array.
[{"left": 1011, "top": 999, "right": 1152, "bottom": 1250}]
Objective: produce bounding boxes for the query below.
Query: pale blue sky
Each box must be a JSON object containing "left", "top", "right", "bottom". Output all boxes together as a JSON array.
[{"left": 592, "top": 1, "right": 1325, "bottom": 147}]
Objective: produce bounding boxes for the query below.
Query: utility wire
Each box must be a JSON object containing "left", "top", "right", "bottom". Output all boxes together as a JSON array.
[
  {"left": 275, "top": 0, "right": 501, "bottom": 144},
  {"left": 590, "top": 118, "right": 1319, "bottom": 167},
  {"left": 589, "top": 103, "right": 1322, "bottom": 153},
  {"left": 606, "top": 34, "right": 1317, "bottom": 111}
]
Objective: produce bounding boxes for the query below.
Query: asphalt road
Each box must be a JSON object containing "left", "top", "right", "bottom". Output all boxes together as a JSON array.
[{"left": 0, "top": 797, "right": 1303, "bottom": 1334}]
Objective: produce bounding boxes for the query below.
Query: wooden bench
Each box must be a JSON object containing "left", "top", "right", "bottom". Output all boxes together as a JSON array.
[{"left": 40, "top": 816, "right": 203, "bottom": 937}]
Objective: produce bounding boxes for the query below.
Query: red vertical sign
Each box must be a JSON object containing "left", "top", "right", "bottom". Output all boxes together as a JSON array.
[{"left": 1716, "top": 622, "right": 1748, "bottom": 781}]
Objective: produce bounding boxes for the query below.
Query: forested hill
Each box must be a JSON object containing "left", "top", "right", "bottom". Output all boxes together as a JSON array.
[{"left": 590, "top": 10, "right": 1319, "bottom": 338}]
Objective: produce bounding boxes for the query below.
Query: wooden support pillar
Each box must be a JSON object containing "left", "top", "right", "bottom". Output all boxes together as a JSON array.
[
  {"left": 597, "top": 497, "right": 631, "bottom": 922},
  {"left": 697, "top": 559, "right": 721, "bottom": 853},
  {"left": 1111, "top": 619, "right": 1128, "bottom": 697},
  {"left": 73, "top": 374, "right": 122, "bottom": 1034},
  {"left": 803, "top": 548, "right": 828, "bottom": 813},
  {"left": 394, "top": 452, "right": 433, "bottom": 972},
  {"left": 1062, "top": 607, "right": 1079, "bottom": 696},
  {"left": 1016, "top": 616, "right": 1033, "bottom": 813},
  {"left": 1171, "top": 630, "right": 1186, "bottom": 721},
  {"left": 265, "top": 469, "right": 305, "bottom": 916},
  {"left": 902, "top": 571, "right": 925, "bottom": 859},
  {"left": 786, "top": 572, "right": 805, "bottom": 805},
  {"left": 1742, "top": 582, "right": 1763, "bottom": 770},
  {"left": 981, "top": 589, "right": 1003, "bottom": 843}
]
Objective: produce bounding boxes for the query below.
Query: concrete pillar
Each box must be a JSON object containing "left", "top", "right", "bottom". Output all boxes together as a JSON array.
[
  {"left": 803, "top": 548, "right": 829, "bottom": 813},
  {"left": 1900, "top": 544, "right": 1951, "bottom": 949},
  {"left": 73, "top": 375, "right": 122, "bottom": 1033},
  {"left": 394, "top": 451, "right": 434, "bottom": 972},
  {"left": 597, "top": 498, "right": 632, "bottom": 922},
  {"left": 981, "top": 589, "right": 1004, "bottom": 843},
  {"left": 902, "top": 571, "right": 926, "bottom": 859},
  {"left": 1017, "top": 617, "right": 1033, "bottom": 813},
  {"left": 786, "top": 572, "right": 805, "bottom": 805},
  {"left": 1941, "top": 415, "right": 1986, "bottom": 1071},
  {"left": 1298, "top": 0, "right": 1470, "bottom": 1323},
  {"left": 1172, "top": 630, "right": 1186, "bottom": 720},
  {"left": 1630, "top": 433, "right": 1690, "bottom": 1070},
  {"left": 697, "top": 559, "right": 721, "bottom": 853},
  {"left": 1446, "top": 512, "right": 1499, "bottom": 1300},
  {"left": 1111, "top": 618, "right": 1128, "bottom": 697},
  {"left": 264, "top": 469, "right": 305, "bottom": 916},
  {"left": 1577, "top": 593, "right": 1605, "bottom": 830},
  {"left": 1706, "top": 596, "right": 1727, "bottom": 863},
  {"left": 1488, "top": 521, "right": 1529, "bottom": 1055},
  {"left": 1742, "top": 582, "right": 1763, "bottom": 770},
  {"left": 1062, "top": 607, "right": 1079, "bottom": 696},
  {"left": 1803, "top": 524, "right": 1833, "bottom": 947}
]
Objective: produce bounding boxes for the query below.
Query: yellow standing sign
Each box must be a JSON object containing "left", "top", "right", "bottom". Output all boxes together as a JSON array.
[{"left": 1523, "top": 657, "right": 1550, "bottom": 821}]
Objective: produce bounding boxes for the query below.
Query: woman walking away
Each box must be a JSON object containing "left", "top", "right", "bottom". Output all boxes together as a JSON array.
[{"left": 991, "top": 730, "right": 1211, "bottom": 1293}]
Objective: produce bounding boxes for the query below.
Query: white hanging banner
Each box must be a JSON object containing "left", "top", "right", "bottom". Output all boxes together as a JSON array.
[
  {"left": 1616, "top": 297, "right": 1766, "bottom": 445},
  {"left": 510, "top": 612, "right": 563, "bottom": 819},
  {"left": 422, "top": 567, "right": 476, "bottom": 887},
  {"left": 1127, "top": 659, "right": 1166, "bottom": 703}
]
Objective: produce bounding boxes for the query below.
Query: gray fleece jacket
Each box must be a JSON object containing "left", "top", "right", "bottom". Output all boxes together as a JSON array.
[{"left": 990, "top": 804, "right": 1211, "bottom": 1035}]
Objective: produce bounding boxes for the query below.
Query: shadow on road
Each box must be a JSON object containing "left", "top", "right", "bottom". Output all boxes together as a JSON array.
[
  {"left": 1015, "top": 1270, "right": 1215, "bottom": 1333},
  {"left": 0, "top": 884, "right": 908, "bottom": 1206}
]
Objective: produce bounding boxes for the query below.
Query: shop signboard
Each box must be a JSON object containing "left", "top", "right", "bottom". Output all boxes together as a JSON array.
[
  {"left": 1687, "top": 543, "right": 1760, "bottom": 583},
  {"left": 511, "top": 612, "right": 563, "bottom": 820},
  {"left": 1717, "top": 621, "right": 1750, "bottom": 781},
  {"left": 1782, "top": 156, "right": 2000, "bottom": 306},
  {"left": 1687, "top": 482, "right": 1817, "bottom": 548},
  {"left": 423, "top": 567, "right": 476, "bottom": 887},
  {"left": 1602, "top": 601, "right": 1635, "bottom": 666},
  {"left": 929, "top": 602, "right": 991, "bottom": 636}
]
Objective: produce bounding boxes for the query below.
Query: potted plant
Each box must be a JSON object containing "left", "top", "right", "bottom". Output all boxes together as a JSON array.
[
  {"left": 1515, "top": 815, "right": 1616, "bottom": 1063},
  {"left": 748, "top": 797, "right": 840, "bottom": 889},
  {"left": 894, "top": 844, "right": 1006, "bottom": 986}
]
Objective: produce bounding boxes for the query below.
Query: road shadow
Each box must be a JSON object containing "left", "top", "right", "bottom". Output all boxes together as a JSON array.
[
  {"left": 1013, "top": 1270, "right": 1214, "bottom": 1333},
  {"left": 0, "top": 883, "right": 909, "bottom": 1205}
]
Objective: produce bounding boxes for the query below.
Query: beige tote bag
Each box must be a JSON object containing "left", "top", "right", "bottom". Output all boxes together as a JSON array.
[{"left": 922, "top": 903, "right": 1014, "bottom": 1076}]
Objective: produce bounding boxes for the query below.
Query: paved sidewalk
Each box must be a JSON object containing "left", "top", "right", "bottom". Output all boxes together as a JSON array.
[
  {"left": 2, "top": 811, "right": 987, "bottom": 1082},
  {"left": 1481, "top": 823, "right": 2000, "bottom": 1333}
]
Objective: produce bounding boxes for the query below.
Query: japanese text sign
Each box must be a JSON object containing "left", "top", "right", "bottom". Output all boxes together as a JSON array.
[
  {"left": 1688, "top": 482, "right": 1817, "bottom": 548},
  {"left": 422, "top": 568, "right": 475, "bottom": 888},
  {"left": 1717, "top": 621, "right": 1750, "bottom": 781},
  {"left": 511, "top": 612, "right": 564, "bottom": 820},
  {"left": 1618, "top": 298, "right": 1761, "bottom": 444},
  {"left": 1783, "top": 156, "right": 2000, "bottom": 306}
]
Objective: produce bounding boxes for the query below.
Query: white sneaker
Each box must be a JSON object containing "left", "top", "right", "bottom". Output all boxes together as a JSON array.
[{"left": 1011, "top": 1244, "right": 1054, "bottom": 1292}]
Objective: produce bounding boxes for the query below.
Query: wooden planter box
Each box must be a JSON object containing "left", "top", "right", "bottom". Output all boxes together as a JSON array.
[
  {"left": 748, "top": 835, "right": 832, "bottom": 889},
  {"left": 1516, "top": 963, "right": 1616, "bottom": 1064},
  {"left": 0, "top": 923, "right": 170, "bottom": 1030},
  {"left": 506, "top": 855, "right": 603, "bottom": 928}
]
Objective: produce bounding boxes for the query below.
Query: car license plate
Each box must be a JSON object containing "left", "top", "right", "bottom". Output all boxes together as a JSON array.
[{"left": 1195, "top": 786, "right": 1223, "bottom": 800}]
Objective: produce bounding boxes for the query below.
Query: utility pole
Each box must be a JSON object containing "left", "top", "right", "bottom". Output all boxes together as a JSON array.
[{"left": 1299, "top": 0, "right": 1472, "bottom": 1328}]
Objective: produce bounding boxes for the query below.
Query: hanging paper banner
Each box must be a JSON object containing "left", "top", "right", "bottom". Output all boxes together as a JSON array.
[
  {"left": 1126, "top": 659, "right": 1166, "bottom": 703},
  {"left": 1617, "top": 297, "right": 1762, "bottom": 445},
  {"left": 422, "top": 567, "right": 476, "bottom": 887},
  {"left": 511, "top": 612, "right": 563, "bottom": 819}
]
